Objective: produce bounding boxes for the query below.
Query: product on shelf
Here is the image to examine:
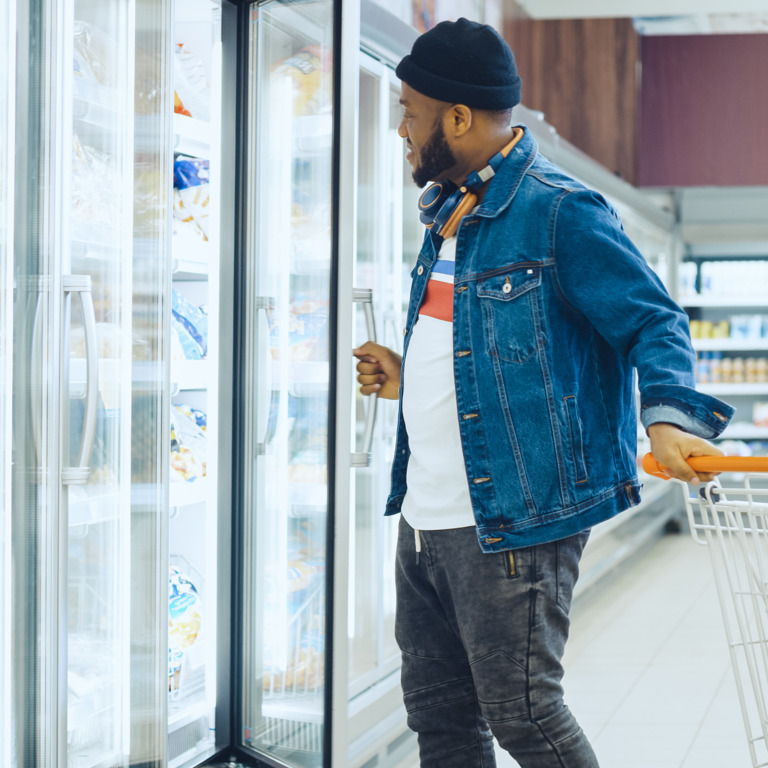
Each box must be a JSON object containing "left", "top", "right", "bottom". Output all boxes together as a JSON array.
[
  {"left": 696, "top": 352, "right": 768, "bottom": 384},
  {"left": 70, "top": 321, "right": 122, "bottom": 358},
  {"left": 73, "top": 20, "right": 114, "bottom": 92},
  {"left": 690, "top": 315, "right": 768, "bottom": 341},
  {"left": 173, "top": 153, "right": 210, "bottom": 243},
  {"left": 170, "top": 404, "right": 207, "bottom": 482},
  {"left": 754, "top": 403, "right": 768, "bottom": 427},
  {"left": 686, "top": 260, "right": 768, "bottom": 298},
  {"left": 72, "top": 133, "right": 119, "bottom": 229},
  {"left": 168, "top": 565, "right": 203, "bottom": 692},
  {"left": 272, "top": 45, "right": 332, "bottom": 117},
  {"left": 173, "top": 42, "right": 211, "bottom": 121},
  {"left": 270, "top": 292, "right": 329, "bottom": 363},
  {"left": 171, "top": 288, "right": 208, "bottom": 360}
]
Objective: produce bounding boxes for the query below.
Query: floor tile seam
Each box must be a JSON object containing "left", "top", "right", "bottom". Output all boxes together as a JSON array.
[{"left": 679, "top": 665, "right": 738, "bottom": 766}]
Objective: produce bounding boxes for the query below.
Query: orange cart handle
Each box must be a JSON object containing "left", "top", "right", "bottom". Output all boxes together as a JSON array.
[{"left": 642, "top": 452, "right": 768, "bottom": 479}]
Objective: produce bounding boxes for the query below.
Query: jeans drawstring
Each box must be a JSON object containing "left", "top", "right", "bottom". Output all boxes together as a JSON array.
[{"left": 415, "top": 528, "right": 421, "bottom": 565}]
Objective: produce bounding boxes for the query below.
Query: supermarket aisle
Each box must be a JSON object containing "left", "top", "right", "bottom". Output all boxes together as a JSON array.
[{"left": 403, "top": 531, "right": 753, "bottom": 768}]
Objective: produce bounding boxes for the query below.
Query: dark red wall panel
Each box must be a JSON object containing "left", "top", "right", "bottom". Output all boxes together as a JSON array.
[{"left": 639, "top": 34, "right": 768, "bottom": 187}]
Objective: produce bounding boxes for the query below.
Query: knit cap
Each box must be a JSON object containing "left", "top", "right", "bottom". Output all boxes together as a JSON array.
[{"left": 396, "top": 17, "right": 522, "bottom": 109}]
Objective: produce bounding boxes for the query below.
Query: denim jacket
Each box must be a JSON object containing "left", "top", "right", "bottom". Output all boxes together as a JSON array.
[{"left": 385, "top": 126, "right": 735, "bottom": 552}]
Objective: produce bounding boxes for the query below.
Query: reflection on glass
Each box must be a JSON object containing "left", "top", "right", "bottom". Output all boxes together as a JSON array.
[
  {"left": 242, "top": 2, "right": 333, "bottom": 766},
  {"left": 0, "top": 0, "right": 12, "bottom": 759},
  {"left": 67, "top": 2, "right": 132, "bottom": 763},
  {"left": 349, "top": 61, "right": 418, "bottom": 697},
  {"left": 130, "top": 0, "right": 174, "bottom": 762}
]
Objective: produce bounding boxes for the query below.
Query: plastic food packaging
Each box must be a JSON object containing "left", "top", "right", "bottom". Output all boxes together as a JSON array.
[
  {"left": 170, "top": 404, "right": 207, "bottom": 482},
  {"left": 174, "top": 43, "right": 211, "bottom": 121},
  {"left": 168, "top": 565, "right": 203, "bottom": 691},
  {"left": 72, "top": 133, "right": 119, "bottom": 229},
  {"left": 173, "top": 154, "right": 210, "bottom": 242},
  {"left": 171, "top": 288, "right": 208, "bottom": 360},
  {"left": 272, "top": 45, "right": 332, "bottom": 117}
]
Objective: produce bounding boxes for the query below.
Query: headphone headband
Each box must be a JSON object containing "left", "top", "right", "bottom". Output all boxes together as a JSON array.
[
  {"left": 464, "top": 128, "right": 524, "bottom": 191},
  {"left": 417, "top": 127, "right": 525, "bottom": 237}
]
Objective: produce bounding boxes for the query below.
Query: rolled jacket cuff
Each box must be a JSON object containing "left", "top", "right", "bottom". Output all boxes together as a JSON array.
[{"left": 641, "top": 403, "right": 734, "bottom": 439}]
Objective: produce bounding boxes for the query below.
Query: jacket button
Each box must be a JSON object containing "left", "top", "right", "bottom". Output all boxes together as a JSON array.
[
  {"left": 417, "top": 265, "right": 424, "bottom": 275},
  {"left": 502, "top": 281, "right": 512, "bottom": 294}
]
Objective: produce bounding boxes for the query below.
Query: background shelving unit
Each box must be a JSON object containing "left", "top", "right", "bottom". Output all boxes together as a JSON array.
[
  {"left": 166, "top": 2, "right": 221, "bottom": 765},
  {"left": 676, "top": 187, "right": 768, "bottom": 457}
]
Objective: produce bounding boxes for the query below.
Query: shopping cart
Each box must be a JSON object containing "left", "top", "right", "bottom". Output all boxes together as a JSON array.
[{"left": 644, "top": 453, "right": 768, "bottom": 768}]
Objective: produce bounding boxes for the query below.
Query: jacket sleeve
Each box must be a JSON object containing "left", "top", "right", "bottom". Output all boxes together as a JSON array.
[{"left": 552, "top": 187, "right": 734, "bottom": 439}]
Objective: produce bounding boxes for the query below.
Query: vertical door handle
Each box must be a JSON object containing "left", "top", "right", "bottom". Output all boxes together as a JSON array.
[
  {"left": 254, "top": 297, "right": 277, "bottom": 455},
  {"left": 62, "top": 275, "right": 98, "bottom": 485},
  {"left": 351, "top": 288, "right": 377, "bottom": 468}
]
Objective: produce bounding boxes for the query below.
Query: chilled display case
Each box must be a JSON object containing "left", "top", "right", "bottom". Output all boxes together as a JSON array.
[{"left": 12, "top": 0, "right": 173, "bottom": 764}]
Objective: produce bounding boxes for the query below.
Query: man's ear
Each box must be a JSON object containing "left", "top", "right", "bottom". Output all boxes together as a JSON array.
[{"left": 446, "top": 104, "right": 472, "bottom": 138}]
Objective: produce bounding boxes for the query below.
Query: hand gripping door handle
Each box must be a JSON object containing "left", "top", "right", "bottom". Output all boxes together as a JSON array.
[
  {"left": 351, "top": 288, "right": 377, "bottom": 469},
  {"left": 62, "top": 275, "right": 98, "bottom": 485}
]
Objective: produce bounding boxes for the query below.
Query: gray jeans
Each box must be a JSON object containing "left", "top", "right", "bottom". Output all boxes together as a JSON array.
[{"left": 395, "top": 516, "right": 599, "bottom": 768}]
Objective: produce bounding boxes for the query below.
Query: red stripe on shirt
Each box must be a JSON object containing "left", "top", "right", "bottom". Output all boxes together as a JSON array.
[{"left": 419, "top": 279, "right": 453, "bottom": 322}]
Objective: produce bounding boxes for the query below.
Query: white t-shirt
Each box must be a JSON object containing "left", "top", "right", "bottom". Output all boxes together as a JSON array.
[{"left": 401, "top": 237, "right": 475, "bottom": 530}]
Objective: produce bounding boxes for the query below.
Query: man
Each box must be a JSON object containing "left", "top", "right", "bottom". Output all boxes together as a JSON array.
[{"left": 354, "top": 18, "right": 733, "bottom": 768}]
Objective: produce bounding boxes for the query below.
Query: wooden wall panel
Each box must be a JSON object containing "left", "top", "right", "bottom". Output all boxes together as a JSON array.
[
  {"left": 638, "top": 34, "right": 768, "bottom": 187},
  {"left": 503, "top": 16, "right": 640, "bottom": 185}
]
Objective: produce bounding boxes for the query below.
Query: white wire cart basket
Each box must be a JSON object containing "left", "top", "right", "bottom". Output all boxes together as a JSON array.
[{"left": 645, "top": 453, "right": 768, "bottom": 768}]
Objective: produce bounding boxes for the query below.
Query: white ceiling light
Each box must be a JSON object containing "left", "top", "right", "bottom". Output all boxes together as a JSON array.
[
  {"left": 634, "top": 13, "right": 768, "bottom": 34},
  {"left": 515, "top": 1, "right": 768, "bottom": 19}
]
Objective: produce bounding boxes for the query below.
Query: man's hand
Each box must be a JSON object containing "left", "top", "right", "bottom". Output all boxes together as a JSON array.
[
  {"left": 353, "top": 341, "right": 402, "bottom": 400},
  {"left": 647, "top": 422, "right": 724, "bottom": 484}
]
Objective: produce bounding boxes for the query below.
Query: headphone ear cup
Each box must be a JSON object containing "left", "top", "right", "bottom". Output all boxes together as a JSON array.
[
  {"left": 439, "top": 191, "right": 477, "bottom": 239},
  {"left": 418, "top": 181, "right": 457, "bottom": 227}
]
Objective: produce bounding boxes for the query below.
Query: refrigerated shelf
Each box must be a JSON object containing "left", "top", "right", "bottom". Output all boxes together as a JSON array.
[{"left": 172, "top": 359, "right": 212, "bottom": 390}]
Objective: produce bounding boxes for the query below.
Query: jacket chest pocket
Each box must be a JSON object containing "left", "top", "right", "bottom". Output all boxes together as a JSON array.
[{"left": 477, "top": 268, "right": 542, "bottom": 364}]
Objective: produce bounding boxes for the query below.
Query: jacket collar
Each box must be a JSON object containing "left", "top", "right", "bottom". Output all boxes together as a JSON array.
[{"left": 475, "top": 125, "right": 538, "bottom": 218}]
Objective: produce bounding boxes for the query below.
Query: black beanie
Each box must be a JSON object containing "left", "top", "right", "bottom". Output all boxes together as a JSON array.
[{"left": 396, "top": 18, "right": 522, "bottom": 110}]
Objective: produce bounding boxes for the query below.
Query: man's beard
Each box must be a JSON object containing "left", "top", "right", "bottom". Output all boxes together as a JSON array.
[{"left": 412, "top": 120, "right": 456, "bottom": 188}]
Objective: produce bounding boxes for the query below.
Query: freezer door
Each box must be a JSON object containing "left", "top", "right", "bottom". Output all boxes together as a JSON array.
[
  {"left": 12, "top": 0, "right": 173, "bottom": 765},
  {"left": 239, "top": 2, "right": 335, "bottom": 766},
  {"left": 0, "top": 0, "right": 14, "bottom": 763}
]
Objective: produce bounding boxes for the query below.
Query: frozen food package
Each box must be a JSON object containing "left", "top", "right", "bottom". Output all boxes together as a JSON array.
[
  {"left": 168, "top": 565, "right": 203, "bottom": 690},
  {"left": 72, "top": 133, "right": 119, "bottom": 229},
  {"left": 174, "top": 43, "right": 211, "bottom": 121},
  {"left": 270, "top": 292, "right": 329, "bottom": 363},
  {"left": 73, "top": 21, "right": 114, "bottom": 98},
  {"left": 170, "top": 404, "right": 207, "bottom": 482},
  {"left": 272, "top": 45, "right": 332, "bottom": 117},
  {"left": 171, "top": 288, "right": 208, "bottom": 359},
  {"left": 174, "top": 90, "right": 192, "bottom": 117},
  {"left": 173, "top": 154, "right": 210, "bottom": 242}
]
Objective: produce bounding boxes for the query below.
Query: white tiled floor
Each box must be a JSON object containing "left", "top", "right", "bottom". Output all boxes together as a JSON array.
[{"left": 494, "top": 532, "right": 755, "bottom": 768}]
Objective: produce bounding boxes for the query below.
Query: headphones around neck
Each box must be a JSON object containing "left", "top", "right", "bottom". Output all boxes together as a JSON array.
[{"left": 418, "top": 127, "right": 524, "bottom": 240}]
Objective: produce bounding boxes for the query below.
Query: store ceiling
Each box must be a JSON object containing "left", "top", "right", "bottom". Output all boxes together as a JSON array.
[{"left": 514, "top": 1, "right": 768, "bottom": 34}]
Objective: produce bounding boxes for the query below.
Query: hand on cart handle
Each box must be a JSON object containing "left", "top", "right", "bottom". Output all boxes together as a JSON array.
[
  {"left": 645, "top": 422, "right": 725, "bottom": 484},
  {"left": 643, "top": 453, "right": 768, "bottom": 480}
]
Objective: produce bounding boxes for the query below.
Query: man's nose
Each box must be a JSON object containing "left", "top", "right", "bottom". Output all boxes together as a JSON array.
[{"left": 397, "top": 119, "right": 408, "bottom": 139}]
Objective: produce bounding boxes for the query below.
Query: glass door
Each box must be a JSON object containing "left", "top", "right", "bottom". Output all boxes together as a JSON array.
[
  {"left": 349, "top": 56, "right": 403, "bottom": 696},
  {"left": 343, "top": 53, "right": 422, "bottom": 768},
  {"left": 12, "top": 0, "right": 173, "bottom": 765},
  {"left": 0, "top": 0, "right": 14, "bottom": 762},
  {"left": 240, "top": 2, "right": 335, "bottom": 766}
]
